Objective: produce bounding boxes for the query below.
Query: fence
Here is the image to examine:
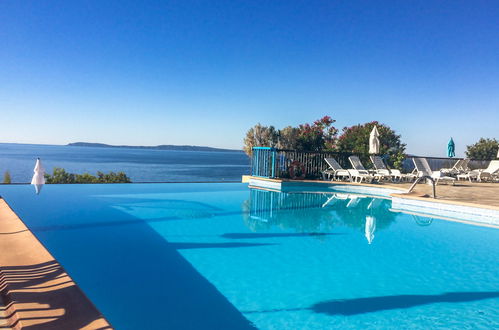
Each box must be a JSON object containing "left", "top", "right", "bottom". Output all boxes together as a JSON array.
[
  {"left": 401, "top": 157, "right": 490, "bottom": 172},
  {"left": 251, "top": 147, "right": 352, "bottom": 179},
  {"left": 251, "top": 147, "right": 492, "bottom": 180}
]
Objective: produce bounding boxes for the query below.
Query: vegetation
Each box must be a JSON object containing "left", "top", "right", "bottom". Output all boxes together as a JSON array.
[
  {"left": 337, "top": 121, "right": 406, "bottom": 169},
  {"left": 243, "top": 117, "right": 406, "bottom": 169},
  {"left": 291, "top": 116, "right": 338, "bottom": 151},
  {"left": 465, "top": 138, "right": 499, "bottom": 160},
  {"left": 44, "top": 168, "right": 131, "bottom": 184},
  {"left": 243, "top": 123, "right": 279, "bottom": 155},
  {"left": 3, "top": 171, "right": 11, "bottom": 184},
  {"left": 243, "top": 116, "right": 338, "bottom": 156}
]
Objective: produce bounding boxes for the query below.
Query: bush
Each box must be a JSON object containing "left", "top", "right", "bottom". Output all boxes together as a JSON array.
[
  {"left": 243, "top": 124, "right": 279, "bottom": 156},
  {"left": 243, "top": 116, "right": 338, "bottom": 155},
  {"left": 45, "top": 168, "right": 131, "bottom": 184},
  {"left": 337, "top": 121, "right": 406, "bottom": 169},
  {"left": 465, "top": 138, "right": 498, "bottom": 160},
  {"left": 3, "top": 171, "right": 11, "bottom": 184}
]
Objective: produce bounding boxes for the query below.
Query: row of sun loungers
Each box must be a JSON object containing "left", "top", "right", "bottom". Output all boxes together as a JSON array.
[
  {"left": 322, "top": 156, "right": 499, "bottom": 184},
  {"left": 322, "top": 156, "right": 416, "bottom": 183},
  {"left": 433, "top": 158, "right": 499, "bottom": 182},
  {"left": 456, "top": 160, "right": 499, "bottom": 182}
]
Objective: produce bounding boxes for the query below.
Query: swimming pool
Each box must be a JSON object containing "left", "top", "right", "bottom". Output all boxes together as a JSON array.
[{"left": 1, "top": 183, "right": 498, "bottom": 329}]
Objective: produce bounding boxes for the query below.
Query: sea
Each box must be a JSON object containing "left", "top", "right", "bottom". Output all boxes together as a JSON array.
[{"left": 0, "top": 143, "right": 250, "bottom": 183}]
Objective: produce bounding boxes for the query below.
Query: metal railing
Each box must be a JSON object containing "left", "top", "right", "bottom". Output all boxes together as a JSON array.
[
  {"left": 251, "top": 147, "right": 352, "bottom": 179},
  {"left": 251, "top": 147, "right": 493, "bottom": 180}
]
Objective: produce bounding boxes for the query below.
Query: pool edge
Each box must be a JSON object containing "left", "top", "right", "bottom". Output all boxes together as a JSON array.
[
  {"left": 244, "top": 176, "right": 499, "bottom": 225},
  {"left": 0, "top": 198, "right": 112, "bottom": 329}
]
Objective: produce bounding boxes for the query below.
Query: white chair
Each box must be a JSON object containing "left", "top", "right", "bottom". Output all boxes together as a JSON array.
[
  {"left": 413, "top": 158, "right": 455, "bottom": 185},
  {"left": 347, "top": 156, "right": 377, "bottom": 183},
  {"left": 440, "top": 159, "right": 463, "bottom": 175},
  {"left": 441, "top": 159, "right": 470, "bottom": 176},
  {"left": 322, "top": 158, "right": 351, "bottom": 181},
  {"left": 370, "top": 155, "right": 416, "bottom": 182},
  {"left": 457, "top": 160, "right": 499, "bottom": 182}
]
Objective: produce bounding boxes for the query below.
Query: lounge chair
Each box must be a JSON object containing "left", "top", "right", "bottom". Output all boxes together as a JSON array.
[
  {"left": 440, "top": 159, "right": 470, "bottom": 176},
  {"left": 412, "top": 157, "right": 456, "bottom": 185},
  {"left": 370, "top": 155, "right": 416, "bottom": 182},
  {"left": 348, "top": 156, "right": 381, "bottom": 183},
  {"left": 457, "top": 160, "right": 499, "bottom": 182},
  {"left": 322, "top": 158, "right": 351, "bottom": 181},
  {"left": 440, "top": 159, "right": 463, "bottom": 175}
]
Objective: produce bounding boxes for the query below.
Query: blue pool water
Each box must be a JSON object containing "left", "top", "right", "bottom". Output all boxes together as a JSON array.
[{"left": 0, "top": 183, "right": 498, "bottom": 329}]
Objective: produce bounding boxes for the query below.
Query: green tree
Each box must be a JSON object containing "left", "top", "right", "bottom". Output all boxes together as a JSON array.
[
  {"left": 277, "top": 126, "right": 301, "bottom": 150},
  {"left": 337, "top": 121, "right": 406, "bottom": 169},
  {"left": 45, "top": 168, "right": 131, "bottom": 183},
  {"left": 295, "top": 116, "right": 338, "bottom": 151},
  {"left": 3, "top": 171, "right": 11, "bottom": 184},
  {"left": 45, "top": 168, "right": 76, "bottom": 183},
  {"left": 243, "top": 123, "right": 279, "bottom": 156},
  {"left": 244, "top": 116, "right": 339, "bottom": 154},
  {"left": 75, "top": 173, "right": 98, "bottom": 183},
  {"left": 465, "top": 138, "right": 499, "bottom": 160},
  {"left": 96, "top": 171, "right": 131, "bottom": 183}
]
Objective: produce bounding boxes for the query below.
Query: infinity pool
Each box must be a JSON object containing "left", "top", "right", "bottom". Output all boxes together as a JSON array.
[{"left": 1, "top": 183, "right": 498, "bottom": 329}]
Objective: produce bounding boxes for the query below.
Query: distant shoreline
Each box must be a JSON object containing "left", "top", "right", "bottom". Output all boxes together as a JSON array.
[{"left": 67, "top": 142, "right": 242, "bottom": 152}]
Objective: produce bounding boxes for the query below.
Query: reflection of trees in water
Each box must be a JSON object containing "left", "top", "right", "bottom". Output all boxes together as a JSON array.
[{"left": 242, "top": 189, "right": 398, "bottom": 233}]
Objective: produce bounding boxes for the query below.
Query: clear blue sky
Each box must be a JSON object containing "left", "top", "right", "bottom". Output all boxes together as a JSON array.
[{"left": 1, "top": 1, "right": 498, "bottom": 156}]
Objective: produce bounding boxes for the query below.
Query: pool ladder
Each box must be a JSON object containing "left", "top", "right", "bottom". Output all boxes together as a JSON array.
[{"left": 407, "top": 175, "right": 436, "bottom": 199}]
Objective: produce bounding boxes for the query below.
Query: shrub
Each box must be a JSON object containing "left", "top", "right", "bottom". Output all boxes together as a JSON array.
[
  {"left": 3, "top": 171, "right": 11, "bottom": 184},
  {"left": 45, "top": 168, "right": 131, "bottom": 183},
  {"left": 465, "top": 138, "right": 498, "bottom": 160},
  {"left": 337, "top": 121, "right": 406, "bottom": 169},
  {"left": 243, "top": 123, "right": 279, "bottom": 156}
]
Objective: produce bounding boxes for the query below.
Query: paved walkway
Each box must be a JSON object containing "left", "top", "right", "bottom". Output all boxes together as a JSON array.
[
  {"left": 0, "top": 296, "right": 11, "bottom": 330},
  {"left": 0, "top": 199, "right": 111, "bottom": 329},
  {"left": 387, "top": 181, "right": 499, "bottom": 208}
]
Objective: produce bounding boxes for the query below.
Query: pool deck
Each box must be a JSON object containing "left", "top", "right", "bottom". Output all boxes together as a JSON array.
[
  {"left": 243, "top": 176, "right": 499, "bottom": 210},
  {"left": 0, "top": 199, "right": 111, "bottom": 329},
  {"left": 391, "top": 181, "right": 499, "bottom": 207}
]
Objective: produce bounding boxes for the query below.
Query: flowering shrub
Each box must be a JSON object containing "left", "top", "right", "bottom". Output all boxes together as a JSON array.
[
  {"left": 243, "top": 118, "right": 406, "bottom": 170},
  {"left": 337, "top": 121, "right": 406, "bottom": 169}
]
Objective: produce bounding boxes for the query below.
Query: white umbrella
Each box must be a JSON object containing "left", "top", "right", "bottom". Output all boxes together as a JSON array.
[
  {"left": 31, "top": 158, "right": 45, "bottom": 194},
  {"left": 365, "top": 215, "right": 376, "bottom": 244},
  {"left": 369, "top": 126, "right": 380, "bottom": 154}
]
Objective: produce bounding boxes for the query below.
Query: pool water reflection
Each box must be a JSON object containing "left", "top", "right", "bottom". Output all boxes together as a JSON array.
[{"left": 0, "top": 183, "right": 497, "bottom": 329}]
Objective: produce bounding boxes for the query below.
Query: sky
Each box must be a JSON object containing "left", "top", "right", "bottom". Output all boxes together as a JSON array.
[{"left": 1, "top": 0, "right": 498, "bottom": 156}]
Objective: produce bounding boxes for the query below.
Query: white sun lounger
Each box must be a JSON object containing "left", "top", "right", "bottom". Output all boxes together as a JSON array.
[
  {"left": 370, "top": 155, "right": 416, "bottom": 182},
  {"left": 413, "top": 157, "right": 456, "bottom": 185},
  {"left": 322, "top": 158, "right": 351, "bottom": 181},
  {"left": 348, "top": 156, "right": 380, "bottom": 183},
  {"left": 441, "top": 159, "right": 470, "bottom": 175},
  {"left": 457, "top": 160, "right": 499, "bottom": 182}
]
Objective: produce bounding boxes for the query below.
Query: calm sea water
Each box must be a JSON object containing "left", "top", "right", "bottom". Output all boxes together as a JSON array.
[{"left": 0, "top": 143, "right": 250, "bottom": 183}]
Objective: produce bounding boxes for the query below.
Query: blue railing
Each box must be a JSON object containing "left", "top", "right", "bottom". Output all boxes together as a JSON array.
[
  {"left": 251, "top": 147, "right": 488, "bottom": 180},
  {"left": 251, "top": 147, "right": 277, "bottom": 178},
  {"left": 251, "top": 147, "right": 350, "bottom": 179}
]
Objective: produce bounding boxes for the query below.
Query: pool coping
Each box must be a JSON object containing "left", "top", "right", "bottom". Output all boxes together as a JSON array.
[
  {"left": 0, "top": 198, "right": 112, "bottom": 329},
  {"left": 244, "top": 176, "right": 499, "bottom": 225}
]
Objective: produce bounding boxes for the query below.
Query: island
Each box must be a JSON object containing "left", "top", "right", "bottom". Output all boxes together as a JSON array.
[{"left": 68, "top": 142, "right": 242, "bottom": 152}]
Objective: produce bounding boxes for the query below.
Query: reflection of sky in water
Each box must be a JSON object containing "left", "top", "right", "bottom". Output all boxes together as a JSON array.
[{"left": 0, "top": 183, "right": 497, "bottom": 329}]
